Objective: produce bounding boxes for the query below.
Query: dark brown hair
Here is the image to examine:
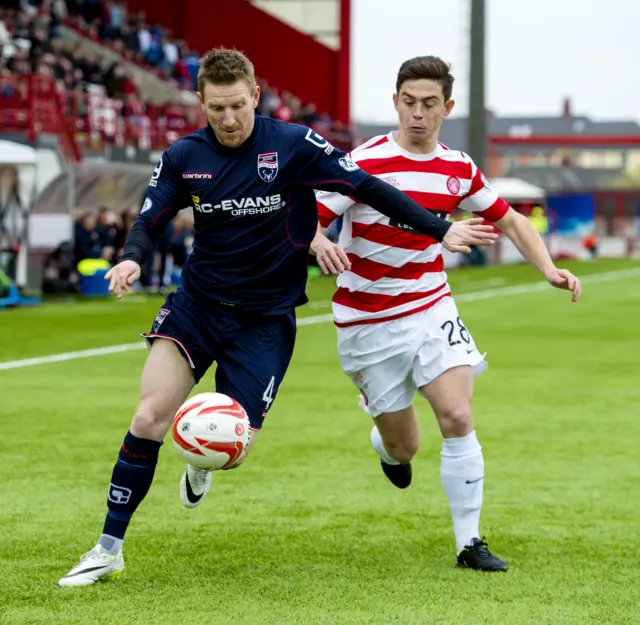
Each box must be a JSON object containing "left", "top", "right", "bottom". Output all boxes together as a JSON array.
[
  {"left": 396, "top": 56, "right": 454, "bottom": 101},
  {"left": 197, "top": 47, "right": 256, "bottom": 93}
]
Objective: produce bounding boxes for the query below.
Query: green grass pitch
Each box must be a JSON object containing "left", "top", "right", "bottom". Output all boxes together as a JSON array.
[{"left": 1, "top": 259, "right": 639, "bottom": 624}]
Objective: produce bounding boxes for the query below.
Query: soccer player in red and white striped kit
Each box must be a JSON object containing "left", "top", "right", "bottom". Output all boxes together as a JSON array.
[{"left": 313, "top": 56, "right": 582, "bottom": 571}]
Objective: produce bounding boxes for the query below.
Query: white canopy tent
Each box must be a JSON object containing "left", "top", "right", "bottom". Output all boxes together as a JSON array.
[
  {"left": 488, "top": 177, "right": 546, "bottom": 204},
  {"left": 0, "top": 140, "right": 38, "bottom": 288},
  {"left": 0, "top": 140, "right": 38, "bottom": 166}
]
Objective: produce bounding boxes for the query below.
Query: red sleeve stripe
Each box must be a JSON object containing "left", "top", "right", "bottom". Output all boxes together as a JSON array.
[
  {"left": 347, "top": 253, "right": 444, "bottom": 282},
  {"left": 333, "top": 283, "right": 448, "bottom": 313},
  {"left": 351, "top": 221, "right": 437, "bottom": 250},
  {"left": 464, "top": 168, "right": 484, "bottom": 198},
  {"left": 474, "top": 198, "right": 510, "bottom": 223}
]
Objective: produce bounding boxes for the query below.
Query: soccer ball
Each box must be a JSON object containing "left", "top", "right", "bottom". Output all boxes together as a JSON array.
[{"left": 172, "top": 392, "right": 251, "bottom": 470}]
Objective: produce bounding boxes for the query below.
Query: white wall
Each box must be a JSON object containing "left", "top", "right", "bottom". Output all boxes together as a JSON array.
[
  {"left": 250, "top": 0, "right": 340, "bottom": 49},
  {"left": 35, "top": 148, "right": 63, "bottom": 194}
]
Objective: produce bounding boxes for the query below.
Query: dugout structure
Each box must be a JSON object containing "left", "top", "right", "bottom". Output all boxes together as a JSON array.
[{"left": 0, "top": 140, "right": 38, "bottom": 291}]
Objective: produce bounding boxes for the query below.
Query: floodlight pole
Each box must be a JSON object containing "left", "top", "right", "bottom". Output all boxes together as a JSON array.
[{"left": 467, "top": 0, "right": 487, "bottom": 172}]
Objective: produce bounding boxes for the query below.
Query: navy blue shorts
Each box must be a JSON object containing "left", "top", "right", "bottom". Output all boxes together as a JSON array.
[{"left": 142, "top": 289, "right": 296, "bottom": 430}]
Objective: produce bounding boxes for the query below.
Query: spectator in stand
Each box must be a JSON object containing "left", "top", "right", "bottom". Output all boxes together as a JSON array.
[
  {"left": 0, "top": 18, "right": 10, "bottom": 48},
  {"left": 29, "top": 25, "right": 53, "bottom": 59},
  {"left": 111, "top": 207, "right": 136, "bottom": 264},
  {"left": 136, "top": 18, "right": 151, "bottom": 58},
  {"left": 273, "top": 90, "right": 294, "bottom": 122},
  {"left": 119, "top": 20, "right": 139, "bottom": 59},
  {"left": 35, "top": 57, "right": 53, "bottom": 78},
  {"left": 42, "top": 240, "right": 78, "bottom": 294},
  {"left": 78, "top": 51, "right": 103, "bottom": 84},
  {"left": 12, "top": 11, "right": 31, "bottom": 40},
  {"left": 143, "top": 29, "right": 163, "bottom": 66},
  {"left": 256, "top": 80, "right": 280, "bottom": 117},
  {"left": 300, "top": 102, "right": 320, "bottom": 125},
  {"left": 153, "top": 220, "right": 171, "bottom": 289},
  {"left": 105, "top": 1, "right": 125, "bottom": 40},
  {"left": 70, "top": 0, "right": 102, "bottom": 27},
  {"left": 169, "top": 214, "right": 194, "bottom": 269},
  {"left": 181, "top": 47, "right": 200, "bottom": 89},
  {"left": 162, "top": 28, "right": 178, "bottom": 67},
  {"left": 51, "top": 0, "right": 68, "bottom": 25},
  {"left": 103, "top": 62, "right": 136, "bottom": 98},
  {"left": 73, "top": 212, "right": 101, "bottom": 266},
  {"left": 6, "top": 48, "right": 31, "bottom": 76},
  {"left": 96, "top": 206, "right": 117, "bottom": 256}
]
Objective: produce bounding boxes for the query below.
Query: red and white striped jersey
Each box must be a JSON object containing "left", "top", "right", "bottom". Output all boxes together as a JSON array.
[{"left": 316, "top": 132, "right": 510, "bottom": 327}]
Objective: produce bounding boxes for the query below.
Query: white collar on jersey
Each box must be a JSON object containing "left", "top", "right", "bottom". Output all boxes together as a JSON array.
[{"left": 387, "top": 131, "right": 446, "bottom": 161}]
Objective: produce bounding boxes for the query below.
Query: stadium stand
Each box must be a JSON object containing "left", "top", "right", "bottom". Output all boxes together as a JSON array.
[{"left": 0, "top": 0, "right": 353, "bottom": 158}]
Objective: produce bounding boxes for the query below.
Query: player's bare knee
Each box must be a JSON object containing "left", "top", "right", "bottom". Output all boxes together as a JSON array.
[
  {"left": 404, "top": 436, "right": 420, "bottom": 460},
  {"left": 384, "top": 438, "right": 419, "bottom": 464},
  {"left": 394, "top": 446, "right": 418, "bottom": 464},
  {"left": 436, "top": 404, "right": 473, "bottom": 438},
  {"left": 131, "top": 398, "right": 174, "bottom": 440}
]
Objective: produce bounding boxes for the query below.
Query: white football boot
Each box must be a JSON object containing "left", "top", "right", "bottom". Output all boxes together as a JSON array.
[
  {"left": 180, "top": 464, "right": 213, "bottom": 508},
  {"left": 58, "top": 545, "right": 124, "bottom": 586}
]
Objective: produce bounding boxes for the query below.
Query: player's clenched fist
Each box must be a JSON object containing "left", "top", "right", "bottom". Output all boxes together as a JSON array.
[
  {"left": 105, "top": 260, "right": 141, "bottom": 299},
  {"left": 442, "top": 218, "right": 498, "bottom": 254}
]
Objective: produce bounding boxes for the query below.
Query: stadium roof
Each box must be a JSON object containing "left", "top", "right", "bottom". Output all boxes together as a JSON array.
[{"left": 355, "top": 114, "right": 640, "bottom": 152}]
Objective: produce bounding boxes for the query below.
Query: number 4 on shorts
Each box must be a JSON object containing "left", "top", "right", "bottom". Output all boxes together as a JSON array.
[{"left": 262, "top": 376, "right": 276, "bottom": 410}]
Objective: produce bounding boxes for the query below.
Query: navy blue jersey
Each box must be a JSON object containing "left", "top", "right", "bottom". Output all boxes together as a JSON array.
[{"left": 137, "top": 116, "right": 368, "bottom": 314}]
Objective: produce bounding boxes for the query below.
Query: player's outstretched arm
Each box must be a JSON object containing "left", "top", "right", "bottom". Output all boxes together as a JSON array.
[
  {"left": 296, "top": 130, "right": 495, "bottom": 251},
  {"left": 353, "top": 175, "right": 498, "bottom": 250},
  {"left": 105, "top": 150, "right": 184, "bottom": 299},
  {"left": 495, "top": 208, "right": 581, "bottom": 302}
]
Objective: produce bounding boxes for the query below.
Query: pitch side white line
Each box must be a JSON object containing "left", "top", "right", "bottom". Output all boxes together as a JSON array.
[
  {"left": 1, "top": 267, "right": 639, "bottom": 372},
  {"left": 0, "top": 342, "right": 145, "bottom": 370}
]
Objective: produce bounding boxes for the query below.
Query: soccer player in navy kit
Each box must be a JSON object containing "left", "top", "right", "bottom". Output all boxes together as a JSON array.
[{"left": 59, "top": 48, "right": 497, "bottom": 586}]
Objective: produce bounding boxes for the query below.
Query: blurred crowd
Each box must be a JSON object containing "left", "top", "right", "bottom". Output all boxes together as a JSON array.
[
  {"left": 67, "top": 1, "right": 198, "bottom": 92},
  {"left": 0, "top": 0, "right": 351, "bottom": 147},
  {"left": 0, "top": 0, "right": 199, "bottom": 143},
  {"left": 43, "top": 205, "right": 195, "bottom": 294},
  {"left": 64, "top": 0, "right": 349, "bottom": 135}
]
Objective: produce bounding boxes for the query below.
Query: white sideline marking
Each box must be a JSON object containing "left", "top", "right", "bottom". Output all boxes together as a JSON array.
[
  {"left": 1, "top": 267, "right": 639, "bottom": 372},
  {"left": 0, "top": 342, "right": 144, "bottom": 370}
]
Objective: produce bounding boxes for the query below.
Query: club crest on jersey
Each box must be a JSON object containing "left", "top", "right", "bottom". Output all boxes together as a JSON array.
[
  {"left": 339, "top": 156, "right": 360, "bottom": 172},
  {"left": 447, "top": 176, "right": 461, "bottom": 195},
  {"left": 257, "top": 152, "right": 278, "bottom": 182}
]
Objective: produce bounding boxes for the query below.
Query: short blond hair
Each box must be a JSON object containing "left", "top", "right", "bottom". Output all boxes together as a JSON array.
[{"left": 197, "top": 47, "right": 256, "bottom": 93}]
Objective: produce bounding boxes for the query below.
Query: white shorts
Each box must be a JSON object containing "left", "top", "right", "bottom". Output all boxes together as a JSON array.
[{"left": 337, "top": 296, "right": 488, "bottom": 418}]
